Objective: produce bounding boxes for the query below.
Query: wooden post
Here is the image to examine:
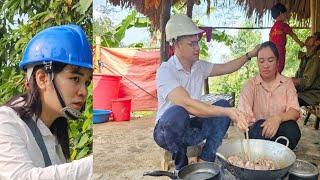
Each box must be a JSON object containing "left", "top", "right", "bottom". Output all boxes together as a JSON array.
[
  {"left": 311, "top": 0, "right": 316, "bottom": 34},
  {"left": 310, "top": 0, "right": 320, "bottom": 33},
  {"left": 160, "top": 0, "right": 171, "bottom": 62},
  {"left": 95, "top": 36, "right": 101, "bottom": 73},
  {"left": 316, "top": 0, "right": 320, "bottom": 32}
]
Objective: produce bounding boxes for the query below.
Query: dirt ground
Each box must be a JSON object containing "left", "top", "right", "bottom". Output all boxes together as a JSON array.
[{"left": 93, "top": 113, "right": 320, "bottom": 180}]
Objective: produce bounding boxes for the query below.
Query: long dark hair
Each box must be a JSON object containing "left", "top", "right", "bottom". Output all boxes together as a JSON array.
[{"left": 5, "top": 62, "right": 71, "bottom": 160}]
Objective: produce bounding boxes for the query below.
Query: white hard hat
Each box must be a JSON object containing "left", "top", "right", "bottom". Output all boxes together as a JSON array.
[{"left": 165, "top": 14, "right": 203, "bottom": 42}]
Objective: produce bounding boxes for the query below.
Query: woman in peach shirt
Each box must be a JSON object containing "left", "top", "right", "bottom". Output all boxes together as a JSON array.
[{"left": 238, "top": 41, "right": 301, "bottom": 150}]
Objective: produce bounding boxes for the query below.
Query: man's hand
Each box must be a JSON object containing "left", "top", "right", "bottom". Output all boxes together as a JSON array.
[
  {"left": 248, "top": 45, "right": 260, "bottom": 58},
  {"left": 261, "top": 115, "right": 282, "bottom": 138},
  {"left": 228, "top": 108, "right": 254, "bottom": 132}
]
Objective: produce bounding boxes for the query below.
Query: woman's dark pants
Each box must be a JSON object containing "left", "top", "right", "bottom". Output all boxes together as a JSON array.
[{"left": 248, "top": 119, "right": 301, "bottom": 150}]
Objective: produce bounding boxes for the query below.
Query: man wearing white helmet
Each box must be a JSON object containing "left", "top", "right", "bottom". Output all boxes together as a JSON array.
[{"left": 154, "top": 14, "right": 258, "bottom": 170}]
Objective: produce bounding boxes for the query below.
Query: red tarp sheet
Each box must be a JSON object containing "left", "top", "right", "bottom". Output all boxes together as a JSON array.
[{"left": 94, "top": 47, "right": 160, "bottom": 111}]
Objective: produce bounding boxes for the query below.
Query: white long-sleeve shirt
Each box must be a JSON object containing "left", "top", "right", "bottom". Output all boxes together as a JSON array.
[{"left": 0, "top": 106, "right": 92, "bottom": 180}]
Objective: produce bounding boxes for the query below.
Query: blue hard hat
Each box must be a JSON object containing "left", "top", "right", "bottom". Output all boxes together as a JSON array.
[{"left": 19, "top": 24, "right": 92, "bottom": 70}]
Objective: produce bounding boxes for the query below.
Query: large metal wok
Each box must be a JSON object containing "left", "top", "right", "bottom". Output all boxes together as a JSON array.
[{"left": 216, "top": 136, "right": 296, "bottom": 180}]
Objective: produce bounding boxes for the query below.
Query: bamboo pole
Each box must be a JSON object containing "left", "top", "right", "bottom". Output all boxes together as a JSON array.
[{"left": 95, "top": 36, "right": 101, "bottom": 73}]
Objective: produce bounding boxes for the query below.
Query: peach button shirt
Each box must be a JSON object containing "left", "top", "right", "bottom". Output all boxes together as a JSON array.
[{"left": 238, "top": 73, "right": 300, "bottom": 121}]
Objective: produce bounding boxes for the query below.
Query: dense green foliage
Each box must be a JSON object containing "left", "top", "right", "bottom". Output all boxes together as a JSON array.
[
  {"left": 93, "top": 10, "right": 151, "bottom": 48},
  {"left": 0, "top": 0, "right": 93, "bottom": 160}
]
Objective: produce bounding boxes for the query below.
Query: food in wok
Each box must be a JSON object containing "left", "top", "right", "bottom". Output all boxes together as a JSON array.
[{"left": 227, "top": 155, "right": 276, "bottom": 170}]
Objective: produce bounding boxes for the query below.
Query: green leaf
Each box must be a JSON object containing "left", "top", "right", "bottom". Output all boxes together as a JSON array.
[
  {"left": 75, "top": 147, "right": 89, "bottom": 159},
  {"left": 30, "top": 11, "right": 48, "bottom": 20},
  {"left": 133, "top": 17, "right": 150, "bottom": 28},
  {"left": 77, "top": 133, "right": 89, "bottom": 148},
  {"left": 71, "top": 149, "right": 77, "bottom": 160},
  {"left": 82, "top": 116, "right": 91, "bottom": 132},
  {"left": 78, "top": 0, "right": 92, "bottom": 14},
  {"left": 114, "top": 10, "right": 137, "bottom": 42},
  {"left": 69, "top": 122, "right": 78, "bottom": 138},
  {"left": 43, "top": 12, "right": 56, "bottom": 22}
]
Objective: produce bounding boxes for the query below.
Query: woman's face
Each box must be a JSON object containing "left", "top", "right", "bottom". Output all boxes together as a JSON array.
[
  {"left": 43, "top": 65, "right": 92, "bottom": 116},
  {"left": 257, "top": 47, "right": 278, "bottom": 80}
]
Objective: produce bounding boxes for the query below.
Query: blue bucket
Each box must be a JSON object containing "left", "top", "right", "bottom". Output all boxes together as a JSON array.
[{"left": 93, "top": 109, "right": 112, "bottom": 124}]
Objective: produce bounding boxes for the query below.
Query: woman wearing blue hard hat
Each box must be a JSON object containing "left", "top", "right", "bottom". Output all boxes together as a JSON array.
[{"left": 0, "top": 24, "right": 92, "bottom": 179}]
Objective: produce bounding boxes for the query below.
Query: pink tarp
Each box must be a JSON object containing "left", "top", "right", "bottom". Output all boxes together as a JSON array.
[{"left": 94, "top": 47, "right": 160, "bottom": 111}]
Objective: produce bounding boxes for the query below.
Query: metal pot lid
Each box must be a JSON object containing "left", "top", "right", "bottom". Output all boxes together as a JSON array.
[{"left": 288, "top": 159, "right": 319, "bottom": 177}]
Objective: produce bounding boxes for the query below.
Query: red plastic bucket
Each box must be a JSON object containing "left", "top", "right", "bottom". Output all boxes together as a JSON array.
[
  {"left": 112, "top": 98, "right": 132, "bottom": 121},
  {"left": 93, "top": 74, "right": 121, "bottom": 110}
]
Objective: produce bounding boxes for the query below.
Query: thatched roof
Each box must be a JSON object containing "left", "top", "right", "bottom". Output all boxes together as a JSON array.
[
  {"left": 108, "top": 0, "right": 311, "bottom": 29},
  {"left": 108, "top": 0, "right": 178, "bottom": 29},
  {"left": 236, "top": 0, "right": 310, "bottom": 25}
]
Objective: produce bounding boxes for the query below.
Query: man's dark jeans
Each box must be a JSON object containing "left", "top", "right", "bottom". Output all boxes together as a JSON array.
[
  {"left": 249, "top": 119, "right": 301, "bottom": 150},
  {"left": 153, "top": 99, "right": 231, "bottom": 170}
]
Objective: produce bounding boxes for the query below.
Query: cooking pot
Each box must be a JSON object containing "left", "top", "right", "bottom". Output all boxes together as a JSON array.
[
  {"left": 143, "top": 162, "right": 221, "bottom": 180},
  {"left": 288, "top": 159, "right": 319, "bottom": 180},
  {"left": 216, "top": 136, "right": 296, "bottom": 180}
]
